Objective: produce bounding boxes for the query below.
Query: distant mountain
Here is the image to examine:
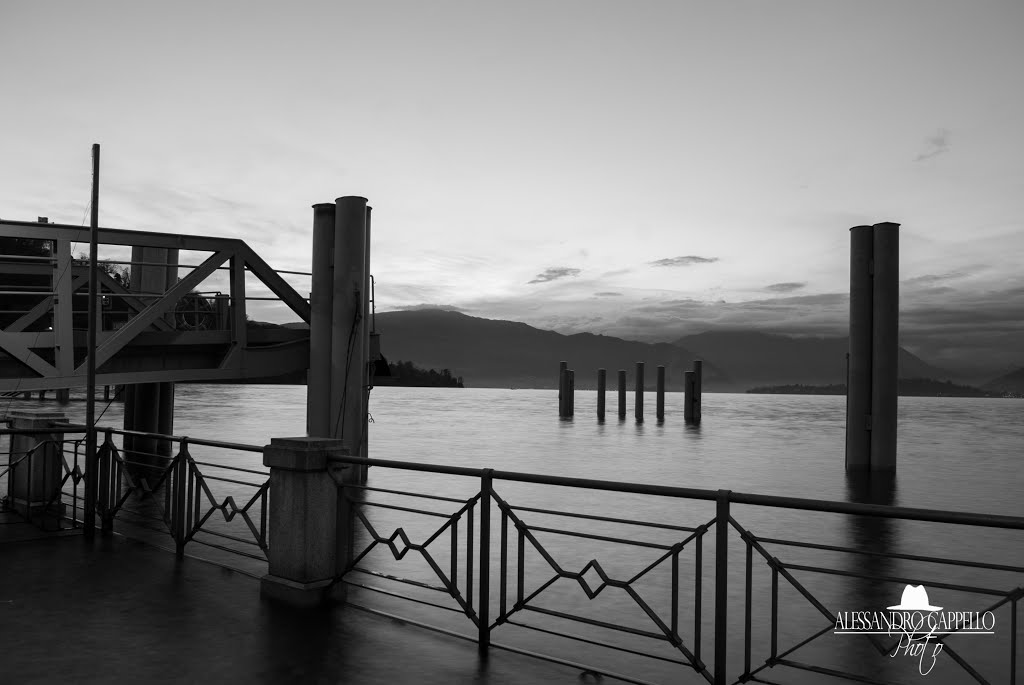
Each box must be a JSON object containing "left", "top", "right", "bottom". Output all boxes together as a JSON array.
[
  {"left": 372, "top": 309, "right": 718, "bottom": 389},
  {"left": 674, "top": 331, "right": 951, "bottom": 391},
  {"left": 982, "top": 367, "right": 1024, "bottom": 394}
]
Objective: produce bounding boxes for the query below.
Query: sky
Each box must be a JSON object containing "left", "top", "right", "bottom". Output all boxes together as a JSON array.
[{"left": 1, "top": 1, "right": 1022, "bottom": 377}]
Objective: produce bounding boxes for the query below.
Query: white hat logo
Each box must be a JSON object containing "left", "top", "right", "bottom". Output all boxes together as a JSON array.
[{"left": 887, "top": 584, "right": 942, "bottom": 612}]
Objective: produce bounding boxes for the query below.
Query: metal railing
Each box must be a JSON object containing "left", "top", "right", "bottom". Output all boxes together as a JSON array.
[
  {"left": 329, "top": 454, "right": 1024, "bottom": 685},
  {"left": 1, "top": 426, "right": 269, "bottom": 566}
]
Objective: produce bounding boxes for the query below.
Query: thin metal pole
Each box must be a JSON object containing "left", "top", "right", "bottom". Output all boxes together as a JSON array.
[
  {"left": 83, "top": 143, "right": 100, "bottom": 539},
  {"left": 714, "top": 489, "right": 730, "bottom": 685},
  {"left": 478, "top": 468, "right": 492, "bottom": 654}
]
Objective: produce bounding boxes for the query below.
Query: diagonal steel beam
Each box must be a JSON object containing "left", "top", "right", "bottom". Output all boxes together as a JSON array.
[
  {"left": 92, "top": 269, "right": 173, "bottom": 331},
  {"left": 240, "top": 244, "right": 311, "bottom": 323},
  {"left": 4, "top": 272, "right": 86, "bottom": 333},
  {"left": 75, "top": 249, "right": 231, "bottom": 374},
  {"left": 0, "top": 330, "right": 58, "bottom": 376}
]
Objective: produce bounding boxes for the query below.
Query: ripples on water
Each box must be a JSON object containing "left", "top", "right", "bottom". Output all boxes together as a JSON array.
[{"left": 5, "top": 386, "right": 1021, "bottom": 683}]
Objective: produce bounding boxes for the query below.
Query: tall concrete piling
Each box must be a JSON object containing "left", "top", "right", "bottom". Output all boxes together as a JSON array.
[
  {"left": 330, "top": 197, "right": 369, "bottom": 481},
  {"left": 634, "top": 362, "right": 644, "bottom": 423},
  {"left": 596, "top": 368, "right": 606, "bottom": 421},
  {"left": 307, "top": 204, "right": 336, "bottom": 438},
  {"left": 656, "top": 366, "right": 665, "bottom": 421},
  {"left": 684, "top": 371, "right": 696, "bottom": 423},
  {"left": 846, "top": 222, "right": 900, "bottom": 472},
  {"left": 692, "top": 360, "right": 702, "bottom": 424},
  {"left": 358, "top": 205, "right": 373, "bottom": 482},
  {"left": 617, "top": 370, "right": 627, "bottom": 419}
]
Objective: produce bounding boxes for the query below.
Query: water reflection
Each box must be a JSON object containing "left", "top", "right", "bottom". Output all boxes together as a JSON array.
[{"left": 837, "top": 472, "right": 899, "bottom": 681}]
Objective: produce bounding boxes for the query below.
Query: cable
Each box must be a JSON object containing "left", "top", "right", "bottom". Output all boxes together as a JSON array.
[{"left": 331, "top": 290, "right": 362, "bottom": 440}]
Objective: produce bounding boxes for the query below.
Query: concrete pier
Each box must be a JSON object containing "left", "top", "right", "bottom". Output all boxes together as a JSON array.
[
  {"left": 656, "top": 365, "right": 665, "bottom": 421},
  {"left": 634, "top": 362, "right": 644, "bottom": 423},
  {"left": 617, "top": 370, "right": 626, "bottom": 419},
  {"left": 596, "top": 368, "right": 606, "bottom": 421},
  {"left": 567, "top": 369, "right": 575, "bottom": 417}
]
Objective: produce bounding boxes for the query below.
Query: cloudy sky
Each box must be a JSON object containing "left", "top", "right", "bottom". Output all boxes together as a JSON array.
[{"left": 2, "top": 1, "right": 1022, "bottom": 375}]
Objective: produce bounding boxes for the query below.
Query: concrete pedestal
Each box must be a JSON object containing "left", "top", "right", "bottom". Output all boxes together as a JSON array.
[
  {"left": 6, "top": 409, "right": 67, "bottom": 523},
  {"left": 260, "top": 437, "right": 351, "bottom": 608}
]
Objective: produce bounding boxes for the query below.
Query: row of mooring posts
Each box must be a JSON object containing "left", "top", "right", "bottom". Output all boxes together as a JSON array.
[{"left": 558, "top": 360, "right": 702, "bottom": 424}]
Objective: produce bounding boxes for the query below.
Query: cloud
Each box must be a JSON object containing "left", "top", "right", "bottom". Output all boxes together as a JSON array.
[
  {"left": 528, "top": 267, "right": 581, "bottom": 284},
  {"left": 914, "top": 129, "right": 951, "bottom": 162},
  {"left": 649, "top": 256, "right": 719, "bottom": 267},
  {"left": 386, "top": 303, "right": 468, "bottom": 313},
  {"left": 594, "top": 291, "right": 623, "bottom": 297},
  {"left": 764, "top": 282, "right": 806, "bottom": 293}
]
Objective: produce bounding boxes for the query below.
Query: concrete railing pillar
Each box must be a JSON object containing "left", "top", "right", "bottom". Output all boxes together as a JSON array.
[
  {"left": 5, "top": 409, "right": 67, "bottom": 525},
  {"left": 260, "top": 437, "right": 350, "bottom": 607}
]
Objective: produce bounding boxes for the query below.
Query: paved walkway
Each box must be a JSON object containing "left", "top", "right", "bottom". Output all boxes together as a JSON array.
[{"left": 0, "top": 529, "right": 586, "bottom": 684}]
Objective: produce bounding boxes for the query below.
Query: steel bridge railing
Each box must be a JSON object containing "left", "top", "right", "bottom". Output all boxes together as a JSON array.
[{"left": 327, "top": 454, "right": 1024, "bottom": 685}]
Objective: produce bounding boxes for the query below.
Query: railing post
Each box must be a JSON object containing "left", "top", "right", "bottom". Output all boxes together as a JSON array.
[
  {"left": 173, "top": 440, "right": 189, "bottom": 558},
  {"left": 715, "top": 489, "right": 731, "bottom": 685},
  {"left": 479, "top": 468, "right": 493, "bottom": 655}
]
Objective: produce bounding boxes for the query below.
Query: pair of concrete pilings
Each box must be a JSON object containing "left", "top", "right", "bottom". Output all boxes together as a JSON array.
[
  {"left": 561, "top": 360, "right": 703, "bottom": 424},
  {"left": 846, "top": 222, "right": 899, "bottom": 472},
  {"left": 307, "top": 197, "right": 372, "bottom": 483}
]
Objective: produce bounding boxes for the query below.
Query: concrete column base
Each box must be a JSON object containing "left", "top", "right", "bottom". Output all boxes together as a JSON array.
[{"left": 260, "top": 574, "right": 346, "bottom": 608}]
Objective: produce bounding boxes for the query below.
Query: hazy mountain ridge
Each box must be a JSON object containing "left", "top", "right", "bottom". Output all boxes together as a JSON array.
[
  {"left": 365, "top": 310, "right": 954, "bottom": 391},
  {"left": 982, "top": 367, "right": 1024, "bottom": 394},
  {"left": 372, "top": 309, "right": 723, "bottom": 389}
]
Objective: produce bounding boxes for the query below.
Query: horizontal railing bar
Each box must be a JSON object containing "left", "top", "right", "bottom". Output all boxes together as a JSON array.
[
  {"left": 192, "top": 472, "right": 267, "bottom": 488},
  {"left": 526, "top": 524, "right": 674, "bottom": 550},
  {"left": 99, "top": 428, "right": 263, "bottom": 452},
  {"left": 782, "top": 563, "right": 1010, "bottom": 596},
  {"left": 344, "top": 484, "right": 470, "bottom": 504},
  {"left": 329, "top": 455, "right": 1024, "bottom": 529},
  {"left": 507, "top": 503, "right": 698, "bottom": 532},
  {"left": 504, "top": 619, "right": 691, "bottom": 666},
  {"left": 188, "top": 460, "right": 268, "bottom": 476},
  {"left": 357, "top": 500, "right": 459, "bottom": 519},
  {"left": 755, "top": 535, "right": 1024, "bottom": 573},
  {"left": 523, "top": 605, "right": 669, "bottom": 641},
  {"left": 341, "top": 580, "right": 466, "bottom": 614},
  {"left": 350, "top": 567, "right": 450, "bottom": 594}
]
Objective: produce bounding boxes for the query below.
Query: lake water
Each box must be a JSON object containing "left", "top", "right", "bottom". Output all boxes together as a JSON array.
[{"left": 3, "top": 386, "right": 1022, "bottom": 684}]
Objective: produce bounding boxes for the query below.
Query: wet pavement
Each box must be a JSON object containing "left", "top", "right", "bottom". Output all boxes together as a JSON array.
[{"left": 0, "top": 527, "right": 586, "bottom": 684}]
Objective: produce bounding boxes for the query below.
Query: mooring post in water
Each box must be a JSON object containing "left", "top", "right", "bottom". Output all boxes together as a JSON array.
[
  {"left": 635, "top": 362, "right": 644, "bottom": 423},
  {"left": 618, "top": 370, "right": 627, "bottom": 419},
  {"left": 656, "top": 365, "right": 665, "bottom": 421},
  {"left": 558, "top": 361, "right": 568, "bottom": 416},
  {"left": 692, "top": 360, "right": 703, "bottom": 425},
  {"left": 567, "top": 369, "right": 575, "bottom": 416},
  {"left": 684, "top": 371, "right": 696, "bottom": 423},
  {"left": 596, "top": 368, "right": 606, "bottom": 421},
  {"left": 846, "top": 225, "right": 874, "bottom": 470},
  {"left": 870, "top": 222, "right": 899, "bottom": 472},
  {"left": 358, "top": 205, "right": 373, "bottom": 483}
]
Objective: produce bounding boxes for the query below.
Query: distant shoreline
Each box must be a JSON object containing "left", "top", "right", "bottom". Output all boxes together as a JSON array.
[{"left": 746, "top": 378, "right": 1020, "bottom": 398}]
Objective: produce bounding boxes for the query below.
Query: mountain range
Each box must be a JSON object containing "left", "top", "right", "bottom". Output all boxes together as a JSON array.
[{"left": 364, "top": 309, "right": 996, "bottom": 392}]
